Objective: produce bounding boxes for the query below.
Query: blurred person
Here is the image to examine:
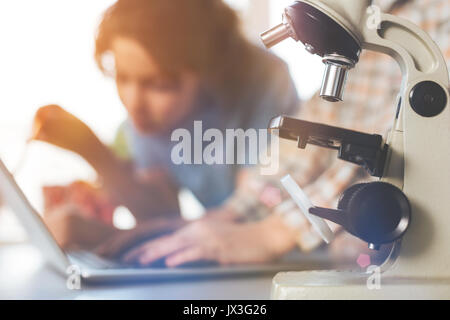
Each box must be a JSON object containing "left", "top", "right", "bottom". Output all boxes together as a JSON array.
[
  {"left": 114, "top": 0, "right": 450, "bottom": 268},
  {"left": 32, "top": 0, "right": 299, "bottom": 250}
]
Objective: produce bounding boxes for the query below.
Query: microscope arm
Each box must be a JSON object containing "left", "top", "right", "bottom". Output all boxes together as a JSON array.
[
  {"left": 359, "top": 12, "right": 449, "bottom": 190},
  {"left": 356, "top": 11, "right": 450, "bottom": 273}
]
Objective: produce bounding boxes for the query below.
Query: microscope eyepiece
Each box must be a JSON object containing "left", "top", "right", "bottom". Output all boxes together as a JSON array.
[
  {"left": 260, "top": 13, "right": 297, "bottom": 49},
  {"left": 260, "top": 23, "right": 291, "bottom": 49}
]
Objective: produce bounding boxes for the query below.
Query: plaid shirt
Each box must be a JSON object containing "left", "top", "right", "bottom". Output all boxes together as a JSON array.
[{"left": 226, "top": 0, "right": 450, "bottom": 251}]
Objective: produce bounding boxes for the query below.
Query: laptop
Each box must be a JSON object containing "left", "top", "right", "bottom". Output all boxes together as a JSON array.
[{"left": 0, "top": 158, "right": 330, "bottom": 283}]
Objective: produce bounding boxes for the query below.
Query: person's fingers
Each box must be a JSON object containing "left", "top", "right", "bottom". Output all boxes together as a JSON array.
[
  {"left": 34, "top": 104, "right": 62, "bottom": 121},
  {"left": 98, "top": 218, "right": 186, "bottom": 258},
  {"left": 120, "top": 220, "right": 187, "bottom": 261},
  {"left": 32, "top": 105, "right": 83, "bottom": 144},
  {"left": 43, "top": 205, "right": 83, "bottom": 249},
  {"left": 122, "top": 235, "right": 163, "bottom": 263},
  {"left": 94, "top": 242, "right": 112, "bottom": 257},
  {"left": 32, "top": 105, "right": 61, "bottom": 141},
  {"left": 124, "top": 233, "right": 189, "bottom": 265},
  {"left": 31, "top": 120, "right": 48, "bottom": 142},
  {"left": 165, "top": 246, "right": 210, "bottom": 267},
  {"left": 95, "top": 230, "right": 136, "bottom": 258},
  {"left": 43, "top": 203, "right": 77, "bottom": 219},
  {"left": 42, "top": 186, "right": 67, "bottom": 212}
]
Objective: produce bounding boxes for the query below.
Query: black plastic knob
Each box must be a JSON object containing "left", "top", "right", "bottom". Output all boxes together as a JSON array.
[
  {"left": 345, "top": 182, "right": 411, "bottom": 245},
  {"left": 409, "top": 81, "right": 447, "bottom": 117},
  {"left": 309, "top": 182, "right": 411, "bottom": 247},
  {"left": 337, "top": 183, "right": 367, "bottom": 210}
]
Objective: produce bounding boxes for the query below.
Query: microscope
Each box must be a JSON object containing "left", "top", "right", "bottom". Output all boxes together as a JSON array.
[{"left": 261, "top": 0, "right": 450, "bottom": 299}]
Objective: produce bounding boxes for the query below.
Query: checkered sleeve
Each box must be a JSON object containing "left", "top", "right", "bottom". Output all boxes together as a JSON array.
[{"left": 225, "top": 137, "right": 333, "bottom": 221}]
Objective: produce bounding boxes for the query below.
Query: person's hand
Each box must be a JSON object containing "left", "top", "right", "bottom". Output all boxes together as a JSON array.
[
  {"left": 122, "top": 214, "right": 298, "bottom": 267},
  {"left": 43, "top": 204, "right": 116, "bottom": 250},
  {"left": 43, "top": 181, "right": 116, "bottom": 225},
  {"left": 95, "top": 207, "right": 238, "bottom": 259},
  {"left": 94, "top": 217, "right": 186, "bottom": 259},
  {"left": 202, "top": 206, "right": 240, "bottom": 223},
  {"left": 31, "top": 104, "right": 101, "bottom": 158}
]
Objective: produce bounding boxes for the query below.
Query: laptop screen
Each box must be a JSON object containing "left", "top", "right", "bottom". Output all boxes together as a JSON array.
[{"left": 0, "top": 158, "right": 69, "bottom": 273}]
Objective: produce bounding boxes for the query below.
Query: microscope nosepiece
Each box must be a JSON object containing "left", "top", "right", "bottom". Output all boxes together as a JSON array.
[{"left": 320, "top": 54, "right": 355, "bottom": 102}]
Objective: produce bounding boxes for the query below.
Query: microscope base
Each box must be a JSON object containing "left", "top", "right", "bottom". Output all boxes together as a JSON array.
[{"left": 271, "top": 271, "right": 450, "bottom": 299}]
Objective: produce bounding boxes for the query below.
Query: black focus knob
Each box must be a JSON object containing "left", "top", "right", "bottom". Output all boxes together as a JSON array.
[
  {"left": 337, "top": 183, "right": 367, "bottom": 210},
  {"left": 309, "top": 182, "right": 411, "bottom": 248},
  {"left": 344, "top": 182, "right": 411, "bottom": 246}
]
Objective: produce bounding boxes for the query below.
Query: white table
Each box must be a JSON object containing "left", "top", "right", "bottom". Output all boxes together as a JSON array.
[{"left": 0, "top": 243, "right": 284, "bottom": 300}]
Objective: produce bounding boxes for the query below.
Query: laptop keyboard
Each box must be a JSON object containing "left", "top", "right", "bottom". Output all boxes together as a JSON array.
[
  {"left": 69, "top": 251, "right": 219, "bottom": 269},
  {"left": 68, "top": 251, "right": 168, "bottom": 269}
]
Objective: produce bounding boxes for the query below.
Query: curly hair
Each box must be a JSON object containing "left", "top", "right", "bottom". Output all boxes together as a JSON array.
[{"left": 95, "top": 0, "right": 255, "bottom": 105}]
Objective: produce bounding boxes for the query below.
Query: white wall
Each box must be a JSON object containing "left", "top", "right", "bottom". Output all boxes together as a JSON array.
[
  {"left": 0, "top": 0, "right": 123, "bottom": 240},
  {"left": 227, "top": 0, "right": 324, "bottom": 100}
]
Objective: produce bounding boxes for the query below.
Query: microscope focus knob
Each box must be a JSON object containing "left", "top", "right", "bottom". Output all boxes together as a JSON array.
[
  {"left": 309, "top": 182, "right": 411, "bottom": 248},
  {"left": 337, "top": 183, "right": 367, "bottom": 210},
  {"left": 344, "top": 182, "right": 411, "bottom": 246}
]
